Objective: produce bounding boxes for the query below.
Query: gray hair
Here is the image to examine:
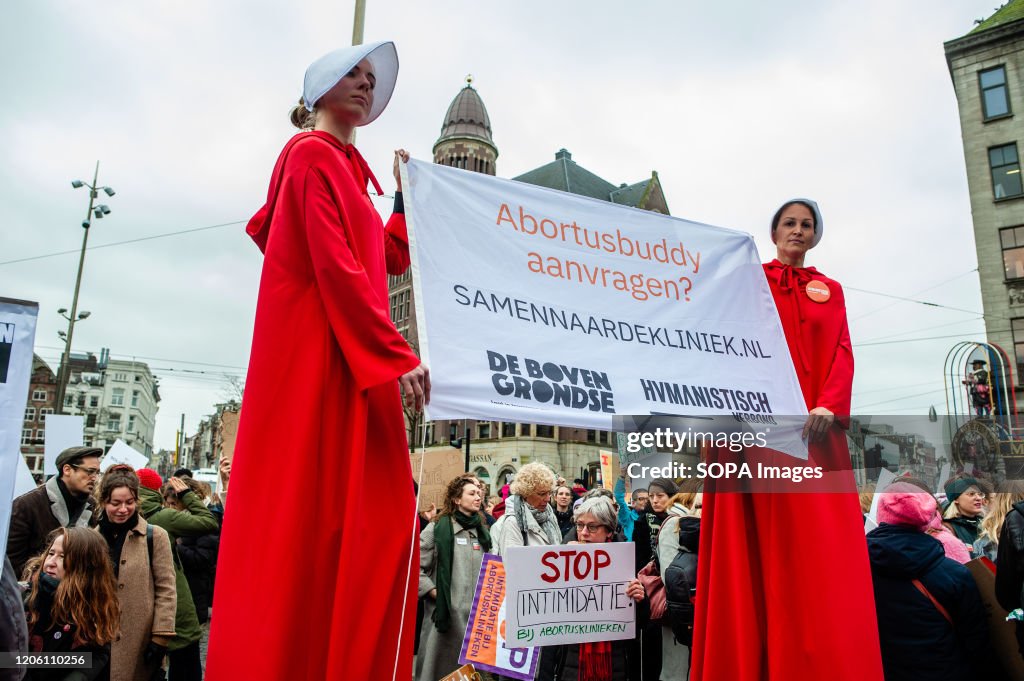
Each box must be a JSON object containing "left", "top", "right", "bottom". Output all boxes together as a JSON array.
[
  {"left": 573, "top": 497, "right": 618, "bottom": 531},
  {"left": 509, "top": 462, "right": 557, "bottom": 498}
]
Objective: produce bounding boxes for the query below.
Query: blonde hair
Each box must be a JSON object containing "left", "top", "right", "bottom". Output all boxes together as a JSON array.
[
  {"left": 858, "top": 483, "right": 876, "bottom": 515},
  {"left": 509, "top": 462, "right": 556, "bottom": 499},
  {"left": 979, "top": 480, "right": 1024, "bottom": 543},
  {"left": 289, "top": 98, "right": 316, "bottom": 130}
]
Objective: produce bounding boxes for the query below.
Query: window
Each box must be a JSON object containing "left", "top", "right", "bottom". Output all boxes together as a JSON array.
[
  {"left": 519, "top": 423, "right": 533, "bottom": 437},
  {"left": 1014, "top": 318, "right": 1024, "bottom": 382},
  {"left": 86, "top": 414, "right": 96, "bottom": 428},
  {"left": 35, "top": 429, "right": 44, "bottom": 442},
  {"left": 981, "top": 66, "right": 1011, "bottom": 120},
  {"left": 131, "top": 390, "right": 140, "bottom": 407},
  {"left": 501, "top": 422, "right": 516, "bottom": 437},
  {"left": 390, "top": 290, "right": 411, "bottom": 324},
  {"left": 31, "top": 389, "right": 46, "bottom": 401},
  {"left": 536, "top": 425, "right": 554, "bottom": 438},
  {"left": 107, "top": 415, "right": 121, "bottom": 431},
  {"left": 587, "top": 430, "right": 597, "bottom": 443},
  {"left": 990, "top": 144, "right": 1023, "bottom": 199},
  {"left": 113, "top": 372, "right": 128, "bottom": 382},
  {"left": 89, "top": 396, "right": 99, "bottom": 408},
  {"left": 111, "top": 388, "right": 125, "bottom": 407},
  {"left": 477, "top": 422, "right": 491, "bottom": 439},
  {"left": 39, "top": 408, "right": 53, "bottom": 422},
  {"left": 24, "top": 406, "right": 35, "bottom": 421},
  {"left": 65, "top": 393, "right": 74, "bottom": 407},
  {"left": 21, "top": 429, "right": 32, "bottom": 446},
  {"left": 128, "top": 415, "right": 136, "bottom": 432},
  {"left": 1002, "top": 226, "right": 1024, "bottom": 280}
]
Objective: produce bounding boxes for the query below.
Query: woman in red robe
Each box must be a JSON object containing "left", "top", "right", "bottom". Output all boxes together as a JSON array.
[
  {"left": 690, "top": 200, "right": 883, "bottom": 680},
  {"left": 206, "top": 41, "right": 429, "bottom": 681}
]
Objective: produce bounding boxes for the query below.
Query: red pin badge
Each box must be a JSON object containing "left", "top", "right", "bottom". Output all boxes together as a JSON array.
[{"left": 806, "top": 280, "right": 831, "bottom": 303}]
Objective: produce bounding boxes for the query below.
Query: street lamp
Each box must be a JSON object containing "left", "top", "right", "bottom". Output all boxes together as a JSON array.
[{"left": 55, "top": 161, "right": 114, "bottom": 414}]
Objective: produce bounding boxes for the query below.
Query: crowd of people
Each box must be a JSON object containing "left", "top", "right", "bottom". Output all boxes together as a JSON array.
[{"left": 2, "top": 445, "right": 230, "bottom": 681}]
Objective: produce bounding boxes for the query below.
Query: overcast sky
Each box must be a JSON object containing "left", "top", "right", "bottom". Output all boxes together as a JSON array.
[{"left": 1, "top": 1, "right": 1003, "bottom": 450}]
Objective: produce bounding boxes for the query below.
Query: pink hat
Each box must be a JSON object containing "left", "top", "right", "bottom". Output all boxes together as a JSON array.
[
  {"left": 136, "top": 468, "right": 164, "bottom": 491},
  {"left": 877, "top": 481, "right": 937, "bottom": 529}
]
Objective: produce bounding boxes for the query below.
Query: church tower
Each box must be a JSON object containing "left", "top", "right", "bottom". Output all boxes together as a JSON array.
[{"left": 433, "top": 76, "right": 498, "bottom": 175}]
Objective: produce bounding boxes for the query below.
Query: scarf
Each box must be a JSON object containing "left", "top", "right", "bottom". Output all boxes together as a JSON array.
[
  {"left": 579, "top": 640, "right": 613, "bottom": 681},
  {"left": 432, "top": 511, "right": 492, "bottom": 633},
  {"left": 764, "top": 259, "right": 822, "bottom": 375},
  {"left": 512, "top": 495, "right": 561, "bottom": 546},
  {"left": 98, "top": 512, "right": 138, "bottom": 577},
  {"left": 56, "top": 477, "right": 88, "bottom": 525}
]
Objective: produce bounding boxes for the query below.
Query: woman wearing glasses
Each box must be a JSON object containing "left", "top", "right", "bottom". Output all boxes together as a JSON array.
[
  {"left": 942, "top": 476, "right": 987, "bottom": 558},
  {"left": 537, "top": 497, "right": 646, "bottom": 681}
]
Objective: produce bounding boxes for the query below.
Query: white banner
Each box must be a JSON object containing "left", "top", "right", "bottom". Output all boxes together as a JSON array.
[
  {"left": 504, "top": 542, "right": 636, "bottom": 647},
  {"left": 403, "top": 160, "right": 808, "bottom": 458},
  {"left": 101, "top": 439, "right": 150, "bottom": 473},
  {"left": 0, "top": 297, "right": 39, "bottom": 556},
  {"left": 44, "top": 414, "right": 84, "bottom": 476}
]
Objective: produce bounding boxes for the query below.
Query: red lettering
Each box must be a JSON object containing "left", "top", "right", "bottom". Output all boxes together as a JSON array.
[
  {"left": 594, "top": 549, "right": 610, "bottom": 579},
  {"left": 540, "top": 551, "right": 559, "bottom": 583},
  {"left": 573, "top": 551, "right": 592, "bottom": 579}
]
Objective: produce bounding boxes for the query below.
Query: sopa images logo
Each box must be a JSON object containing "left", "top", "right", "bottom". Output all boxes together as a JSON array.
[{"left": 0, "top": 322, "right": 14, "bottom": 384}]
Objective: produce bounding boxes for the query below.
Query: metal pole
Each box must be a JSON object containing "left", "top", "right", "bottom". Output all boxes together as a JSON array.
[
  {"left": 56, "top": 161, "right": 99, "bottom": 415},
  {"left": 180, "top": 413, "right": 186, "bottom": 468},
  {"left": 350, "top": 0, "right": 366, "bottom": 145},
  {"left": 464, "top": 423, "right": 471, "bottom": 473}
]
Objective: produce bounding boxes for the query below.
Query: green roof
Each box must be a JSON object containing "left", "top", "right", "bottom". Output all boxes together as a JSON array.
[
  {"left": 970, "top": 0, "right": 1024, "bottom": 35},
  {"left": 512, "top": 149, "right": 653, "bottom": 208}
]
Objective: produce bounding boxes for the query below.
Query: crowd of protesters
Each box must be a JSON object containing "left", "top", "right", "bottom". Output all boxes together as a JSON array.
[{"left": 2, "top": 446, "right": 230, "bottom": 681}]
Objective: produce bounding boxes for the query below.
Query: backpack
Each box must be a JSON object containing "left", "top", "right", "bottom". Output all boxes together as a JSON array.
[{"left": 663, "top": 520, "right": 699, "bottom": 645}]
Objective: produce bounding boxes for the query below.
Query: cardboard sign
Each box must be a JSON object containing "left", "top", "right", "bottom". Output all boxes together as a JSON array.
[
  {"left": 459, "top": 554, "right": 539, "bottom": 680},
  {"left": 504, "top": 542, "right": 636, "bottom": 646},
  {"left": 0, "top": 297, "right": 38, "bottom": 555},
  {"left": 44, "top": 414, "right": 84, "bottom": 476},
  {"left": 599, "top": 449, "right": 620, "bottom": 491},
  {"left": 101, "top": 439, "right": 150, "bottom": 473},
  {"left": 439, "top": 664, "right": 481, "bottom": 681},
  {"left": 412, "top": 448, "right": 466, "bottom": 511},
  {"left": 965, "top": 557, "right": 1024, "bottom": 679}
]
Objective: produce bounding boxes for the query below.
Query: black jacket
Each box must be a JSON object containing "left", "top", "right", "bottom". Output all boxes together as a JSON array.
[
  {"left": 943, "top": 515, "right": 982, "bottom": 557},
  {"left": 867, "top": 523, "right": 988, "bottom": 681},
  {"left": 997, "top": 501, "right": 1024, "bottom": 654},
  {"left": 176, "top": 528, "right": 220, "bottom": 625}
]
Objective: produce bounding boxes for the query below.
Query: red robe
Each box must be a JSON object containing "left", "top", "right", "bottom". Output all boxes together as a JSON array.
[
  {"left": 690, "top": 260, "right": 883, "bottom": 680},
  {"left": 206, "top": 131, "right": 421, "bottom": 680}
]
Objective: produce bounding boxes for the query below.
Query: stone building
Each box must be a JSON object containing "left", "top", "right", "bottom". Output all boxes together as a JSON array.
[
  {"left": 180, "top": 401, "right": 240, "bottom": 472},
  {"left": 20, "top": 355, "right": 59, "bottom": 480},
  {"left": 946, "top": 2, "right": 1024, "bottom": 391},
  {"left": 60, "top": 348, "right": 160, "bottom": 456},
  {"left": 388, "top": 79, "right": 671, "bottom": 489}
]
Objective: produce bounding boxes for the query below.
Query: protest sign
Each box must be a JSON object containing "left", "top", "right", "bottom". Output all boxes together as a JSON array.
[
  {"left": 402, "top": 159, "right": 808, "bottom": 458},
  {"left": 412, "top": 448, "right": 465, "bottom": 511},
  {"left": 599, "top": 449, "right": 620, "bottom": 491},
  {"left": 459, "top": 554, "right": 539, "bottom": 680},
  {"left": 0, "top": 297, "right": 38, "bottom": 554},
  {"left": 868, "top": 468, "right": 897, "bottom": 524},
  {"left": 44, "top": 414, "right": 84, "bottom": 476},
  {"left": 14, "top": 453, "right": 36, "bottom": 499},
  {"left": 439, "top": 664, "right": 481, "bottom": 681},
  {"left": 101, "top": 439, "right": 150, "bottom": 473},
  {"left": 504, "top": 542, "right": 636, "bottom": 647}
]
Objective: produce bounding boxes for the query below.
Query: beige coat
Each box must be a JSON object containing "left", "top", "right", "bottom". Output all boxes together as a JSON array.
[{"left": 107, "top": 516, "right": 177, "bottom": 681}]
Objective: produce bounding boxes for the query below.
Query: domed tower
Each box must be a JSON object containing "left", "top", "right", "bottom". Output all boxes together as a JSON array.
[{"left": 433, "top": 76, "right": 498, "bottom": 175}]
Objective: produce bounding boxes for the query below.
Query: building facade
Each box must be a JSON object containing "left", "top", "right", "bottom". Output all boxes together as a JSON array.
[
  {"left": 20, "top": 355, "right": 59, "bottom": 479},
  {"left": 947, "top": 3, "right": 1024, "bottom": 397},
  {"left": 60, "top": 348, "right": 160, "bottom": 457},
  {"left": 180, "top": 401, "right": 240, "bottom": 472},
  {"left": 389, "top": 80, "right": 672, "bottom": 489}
]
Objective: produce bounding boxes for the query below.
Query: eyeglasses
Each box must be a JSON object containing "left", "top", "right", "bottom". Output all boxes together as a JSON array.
[
  {"left": 963, "top": 491, "right": 986, "bottom": 499},
  {"left": 575, "top": 522, "right": 609, "bottom": 533},
  {"left": 70, "top": 463, "right": 101, "bottom": 477}
]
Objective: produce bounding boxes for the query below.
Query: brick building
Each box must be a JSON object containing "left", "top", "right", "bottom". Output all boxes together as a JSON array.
[{"left": 20, "top": 355, "right": 58, "bottom": 480}]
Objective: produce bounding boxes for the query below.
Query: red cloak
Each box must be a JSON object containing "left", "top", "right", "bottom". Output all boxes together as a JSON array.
[
  {"left": 690, "top": 260, "right": 883, "bottom": 680},
  {"left": 206, "top": 131, "right": 421, "bottom": 680}
]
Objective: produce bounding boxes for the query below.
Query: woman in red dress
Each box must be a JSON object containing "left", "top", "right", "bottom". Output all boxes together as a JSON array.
[
  {"left": 206, "top": 41, "right": 429, "bottom": 680},
  {"left": 690, "top": 199, "right": 883, "bottom": 680}
]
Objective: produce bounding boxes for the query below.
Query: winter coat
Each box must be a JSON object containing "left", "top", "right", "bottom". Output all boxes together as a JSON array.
[
  {"left": 106, "top": 516, "right": 176, "bottom": 681},
  {"left": 1, "top": 556, "right": 28, "bottom": 681},
  {"left": 7, "top": 478, "right": 94, "bottom": 577},
  {"left": 414, "top": 518, "right": 486, "bottom": 681},
  {"left": 24, "top": 579, "right": 110, "bottom": 681},
  {"left": 176, "top": 507, "right": 221, "bottom": 625},
  {"left": 137, "top": 487, "right": 216, "bottom": 650},
  {"left": 867, "top": 523, "right": 988, "bottom": 681},
  {"left": 996, "top": 501, "right": 1024, "bottom": 653},
  {"left": 491, "top": 499, "right": 559, "bottom": 554},
  {"left": 943, "top": 515, "right": 982, "bottom": 558}
]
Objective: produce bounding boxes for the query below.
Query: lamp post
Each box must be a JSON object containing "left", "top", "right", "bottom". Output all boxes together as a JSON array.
[{"left": 56, "top": 161, "right": 115, "bottom": 414}]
